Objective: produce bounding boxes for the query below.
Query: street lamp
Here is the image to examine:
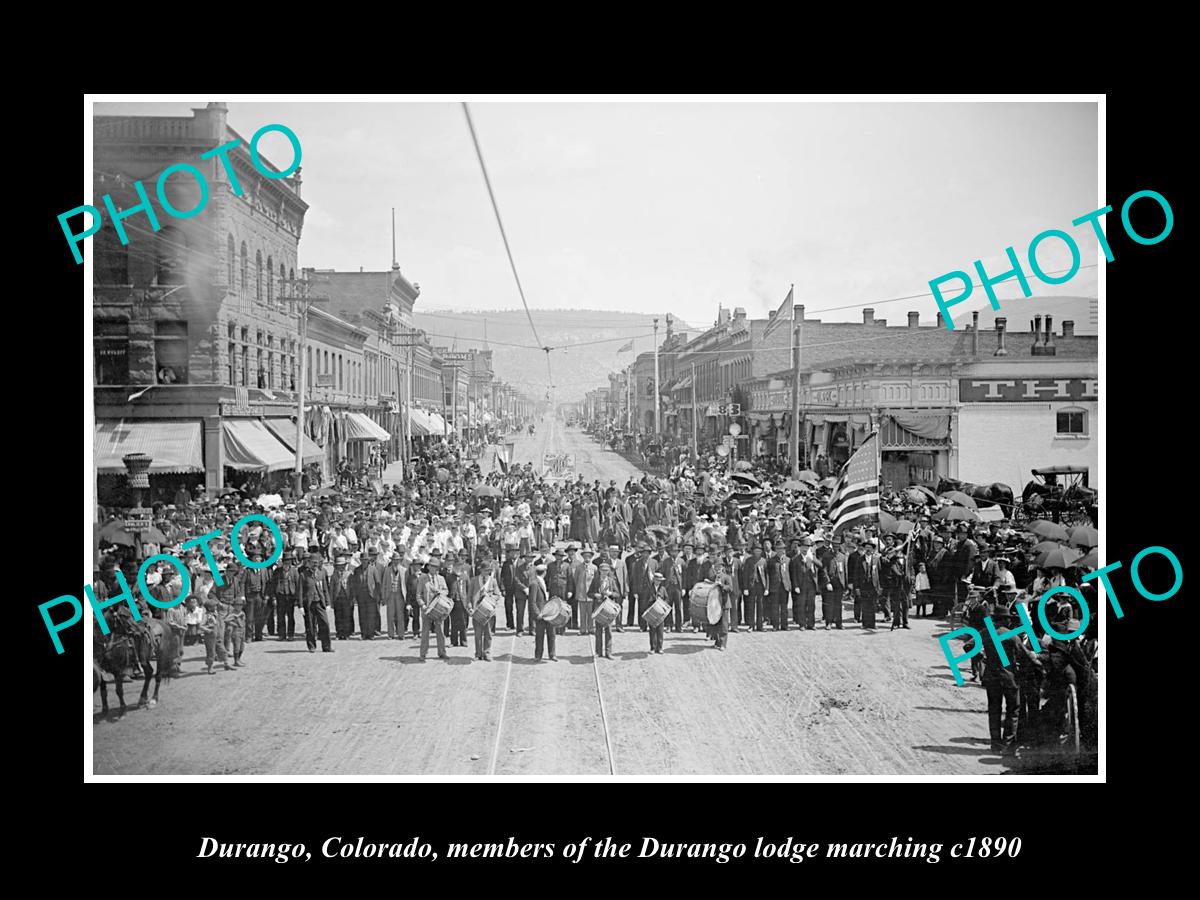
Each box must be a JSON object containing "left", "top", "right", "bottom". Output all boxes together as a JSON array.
[{"left": 122, "top": 452, "right": 154, "bottom": 562}]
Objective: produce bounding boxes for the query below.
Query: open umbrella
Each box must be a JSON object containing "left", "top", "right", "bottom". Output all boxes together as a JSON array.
[
  {"left": 1032, "top": 540, "right": 1070, "bottom": 556},
  {"left": 1039, "top": 545, "right": 1083, "bottom": 569},
  {"left": 892, "top": 519, "right": 916, "bottom": 535},
  {"left": 908, "top": 485, "right": 938, "bottom": 503},
  {"left": 1076, "top": 547, "right": 1099, "bottom": 570},
  {"left": 1028, "top": 519, "right": 1070, "bottom": 541},
  {"left": 939, "top": 490, "right": 978, "bottom": 509},
  {"left": 734, "top": 460, "right": 754, "bottom": 472},
  {"left": 97, "top": 519, "right": 135, "bottom": 545},
  {"left": 473, "top": 484, "right": 502, "bottom": 498},
  {"left": 1068, "top": 525, "right": 1098, "bottom": 548},
  {"left": 878, "top": 511, "right": 898, "bottom": 532},
  {"left": 819, "top": 476, "right": 839, "bottom": 489},
  {"left": 796, "top": 470, "right": 819, "bottom": 483},
  {"left": 780, "top": 479, "right": 812, "bottom": 492},
  {"left": 730, "top": 472, "right": 762, "bottom": 489},
  {"left": 933, "top": 506, "right": 980, "bottom": 522},
  {"left": 140, "top": 525, "right": 169, "bottom": 544}
]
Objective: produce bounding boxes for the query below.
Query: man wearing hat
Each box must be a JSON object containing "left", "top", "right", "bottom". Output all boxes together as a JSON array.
[
  {"left": 272, "top": 548, "right": 301, "bottom": 641},
  {"left": 531, "top": 560, "right": 557, "bottom": 662},
  {"left": 574, "top": 547, "right": 598, "bottom": 636},
  {"left": 299, "top": 552, "right": 333, "bottom": 653},
  {"left": 647, "top": 572, "right": 668, "bottom": 653},
  {"left": 500, "top": 546, "right": 520, "bottom": 633},
  {"left": 790, "top": 537, "right": 818, "bottom": 630},
  {"left": 330, "top": 554, "right": 355, "bottom": 640},
  {"left": 818, "top": 536, "right": 847, "bottom": 629},
  {"left": 200, "top": 598, "right": 232, "bottom": 673},
  {"left": 604, "top": 545, "right": 628, "bottom": 632},
  {"left": 419, "top": 549, "right": 450, "bottom": 660},
  {"left": 514, "top": 550, "right": 535, "bottom": 636},
  {"left": 630, "top": 543, "right": 657, "bottom": 632},
  {"left": 242, "top": 548, "right": 271, "bottom": 642},
  {"left": 353, "top": 548, "right": 380, "bottom": 641},
  {"left": 384, "top": 551, "right": 408, "bottom": 640},
  {"left": 588, "top": 555, "right": 621, "bottom": 658}
]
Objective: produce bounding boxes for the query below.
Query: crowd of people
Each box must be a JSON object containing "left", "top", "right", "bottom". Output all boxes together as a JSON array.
[{"left": 92, "top": 424, "right": 1098, "bottom": 766}]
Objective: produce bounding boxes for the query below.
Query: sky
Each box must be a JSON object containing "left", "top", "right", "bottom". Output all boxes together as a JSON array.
[{"left": 93, "top": 98, "right": 1099, "bottom": 329}]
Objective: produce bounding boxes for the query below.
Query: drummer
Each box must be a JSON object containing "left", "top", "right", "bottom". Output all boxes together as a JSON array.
[
  {"left": 706, "top": 557, "right": 733, "bottom": 651},
  {"left": 647, "top": 571, "right": 668, "bottom": 654},
  {"left": 588, "top": 555, "right": 622, "bottom": 659},
  {"left": 470, "top": 557, "right": 499, "bottom": 662},
  {"left": 418, "top": 549, "right": 450, "bottom": 661}
]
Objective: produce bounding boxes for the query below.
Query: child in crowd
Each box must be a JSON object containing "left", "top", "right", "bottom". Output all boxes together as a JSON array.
[
  {"left": 184, "top": 596, "right": 203, "bottom": 645},
  {"left": 914, "top": 562, "right": 931, "bottom": 617}
]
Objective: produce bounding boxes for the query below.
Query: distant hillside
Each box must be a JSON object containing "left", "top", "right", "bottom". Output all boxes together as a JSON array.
[{"left": 411, "top": 309, "right": 696, "bottom": 403}]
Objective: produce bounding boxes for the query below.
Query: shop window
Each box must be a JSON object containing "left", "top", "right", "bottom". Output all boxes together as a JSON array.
[
  {"left": 154, "top": 320, "right": 188, "bottom": 384},
  {"left": 241, "top": 345, "right": 249, "bottom": 387},
  {"left": 228, "top": 342, "right": 237, "bottom": 385},
  {"left": 257, "top": 349, "right": 265, "bottom": 388},
  {"left": 1056, "top": 407, "right": 1087, "bottom": 436},
  {"left": 95, "top": 320, "right": 129, "bottom": 385}
]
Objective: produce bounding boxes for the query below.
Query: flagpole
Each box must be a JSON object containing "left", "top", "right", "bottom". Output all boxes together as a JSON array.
[{"left": 788, "top": 285, "right": 801, "bottom": 479}]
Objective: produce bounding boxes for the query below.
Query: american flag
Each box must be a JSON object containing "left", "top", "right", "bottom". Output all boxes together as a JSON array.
[
  {"left": 827, "top": 433, "right": 880, "bottom": 535},
  {"left": 762, "top": 286, "right": 794, "bottom": 342},
  {"left": 617, "top": 340, "right": 634, "bottom": 353}
]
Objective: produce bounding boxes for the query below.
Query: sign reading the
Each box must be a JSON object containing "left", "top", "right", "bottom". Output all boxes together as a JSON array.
[
  {"left": 542, "top": 453, "right": 576, "bottom": 479},
  {"left": 959, "top": 378, "right": 1098, "bottom": 403}
]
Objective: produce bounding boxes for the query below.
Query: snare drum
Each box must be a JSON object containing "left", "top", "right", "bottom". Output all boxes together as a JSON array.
[
  {"left": 539, "top": 596, "right": 571, "bottom": 628},
  {"left": 641, "top": 597, "right": 670, "bottom": 628},
  {"left": 473, "top": 596, "right": 497, "bottom": 626},
  {"left": 425, "top": 594, "right": 453, "bottom": 623},
  {"left": 592, "top": 598, "right": 620, "bottom": 628}
]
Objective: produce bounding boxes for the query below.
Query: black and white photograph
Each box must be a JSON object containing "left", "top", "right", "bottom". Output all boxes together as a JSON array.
[{"left": 80, "top": 95, "right": 1105, "bottom": 778}]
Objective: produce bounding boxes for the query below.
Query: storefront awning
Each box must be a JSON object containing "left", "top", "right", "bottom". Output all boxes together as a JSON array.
[
  {"left": 427, "top": 411, "right": 448, "bottom": 434},
  {"left": 263, "top": 418, "right": 324, "bottom": 464},
  {"left": 223, "top": 419, "right": 295, "bottom": 471},
  {"left": 408, "top": 409, "right": 432, "bottom": 437},
  {"left": 344, "top": 412, "right": 391, "bottom": 442},
  {"left": 879, "top": 414, "right": 951, "bottom": 449},
  {"left": 96, "top": 420, "right": 203, "bottom": 474}
]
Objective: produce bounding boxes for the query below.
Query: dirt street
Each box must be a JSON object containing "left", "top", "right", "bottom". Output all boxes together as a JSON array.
[{"left": 93, "top": 416, "right": 1000, "bottom": 776}]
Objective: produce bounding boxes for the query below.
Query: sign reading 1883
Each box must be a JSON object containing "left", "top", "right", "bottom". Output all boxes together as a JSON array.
[
  {"left": 542, "top": 453, "right": 576, "bottom": 478},
  {"left": 958, "top": 378, "right": 1097, "bottom": 403}
]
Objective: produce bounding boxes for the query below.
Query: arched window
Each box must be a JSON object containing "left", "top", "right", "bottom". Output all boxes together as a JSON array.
[
  {"left": 255, "top": 250, "right": 263, "bottom": 302},
  {"left": 156, "top": 225, "right": 186, "bottom": 285},
  {"left": 227, "top": 235, "right": 236, "bottom": 286},
  {"left": 240, "top": 242, "right": 248, "bottom": 293},
  {"left": 279, "top": 262, "right": 287, "bottom": 305},
  {"left": 266, "top": 255, "right": 274, "bottom": 304}
]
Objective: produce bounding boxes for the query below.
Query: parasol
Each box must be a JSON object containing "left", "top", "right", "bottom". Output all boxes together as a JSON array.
[
  {"left": 473, "top": 484, "right": 502, "bottom": 498},
  {"left": 1027, "top": 519, "right": 1070, "bottom": 541},
  {"left": 734, "top": 460, "right": 754, "bottom": 472},
  {"left": 1067, "top": 525, "right": 1098, "bottom": 548},
  {"left": 892, "top": 519, "right": 915, "bottom": 535},
  {"left": 97, "top": 519, "right": 136, "bottom": 546},
  {"left": 781, "top": 479, "right": 812, "bottom": 492},
  {"left": 1076, "top": 547, "right": 1099, "bottom": 570},
  {"left": 729, "top": 472, "right": 762, "bottom": 489},
  {"left": 908, "top": 485, "right": 939, "bottom": 503},
  {"left": 1039, "top": 545, "right": 1084, "bottom": 569},
  {"left": 796, "top": 470, "right": 819, "bottom": 482},
  {"left": 939, "top": 490, "right": 978, "bottom": 509},
  {"left": 878, "top": 511, "right": 897, "bottom": 532},
  {"left": 933, "top": 506, "right": 980, "bottom": 522}
]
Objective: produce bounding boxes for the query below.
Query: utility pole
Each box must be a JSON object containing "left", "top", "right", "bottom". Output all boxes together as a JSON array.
[
  {"left": 789, "top": 287, "right": 803, "bottom": 478},
  {"left": 653, "top": 317, "right": 661, "bottom": 436},
  {"left": 690, "top": 361, "right": 698, "bottom": 459},
  {"left": 283, "top": 271, "right": 328, "bottom": 497}
]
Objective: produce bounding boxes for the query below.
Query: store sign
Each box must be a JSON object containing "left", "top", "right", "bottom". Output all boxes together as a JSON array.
[
  {"left": 220, "top": 386, "right": 253, "bottom": 416},
  {"left": 124, "top": 510, "right": 154, "bottom": 532},
  {"left": 959, "top": 377, "right": 1097, "bottom": 402},
  {"left": 542, "top": 453, "right": 576, "bottom": 479}
]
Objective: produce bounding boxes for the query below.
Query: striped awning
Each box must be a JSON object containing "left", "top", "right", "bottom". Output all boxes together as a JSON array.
[
  {"left": 344, "top": 411, "right": 391, "bottom": 441},
  {"left": 263, "top": 418, "right": 324, "bottom": 464},
  {"left": 223, "top": 419, "right": 295, "bottom": 471},
  {"left": 95, "top": 420, "right": 203, "bottom": 474}
]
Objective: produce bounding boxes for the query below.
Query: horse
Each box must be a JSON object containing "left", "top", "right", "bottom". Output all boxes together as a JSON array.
[
  {"left": 94, "top": 618, "right": 178, "bottom": 718},
  {"left": 937, "top": 477, "right": 1015, "bottom": 512}
]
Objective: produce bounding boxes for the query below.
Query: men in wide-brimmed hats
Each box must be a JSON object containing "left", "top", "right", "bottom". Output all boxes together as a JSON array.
[
  {"left": 330, "top": 553, "right": 355, "bottom": 640},
  {"left": 531, "top": 561, "right": 556, "bottom": 662},
  {"left": 299, "top": 551, "right": 332, "bottom": 653},
  {"left": 272, "top": 547, "right": 301, "bottom": 641},
  {"left": 418, "top": 549, "right": 449, "bottom": 661},
  {"left": 630, "top": 542, "right": 657, "bottom": 631},
  {"left": 242, "top": 547, "right": 271, "bottom": 642},
  {"left": 575, "top": 547, "right": 598, "bottom": 636}
]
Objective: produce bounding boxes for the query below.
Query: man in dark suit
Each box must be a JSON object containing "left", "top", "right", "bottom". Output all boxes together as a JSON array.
[
  {"left": 500, "top": 547, "right": 519, "bottom": 632},
  {"left": 741, "top": 544, "right": 767, "bottom": 632},
  {"left": 514, "top": 551, "right": 534, "bottom": 635},
  {"left": 530, "top": 562, "right": 556, "bottom": 662},
  {"left": 766, "top": 542, "right": 788, "bottom": 631},
  {"left": 846, "top": 536, "right": 867, "bottom": 623},
  {"left": 728, "top": 542, "right": 746, "bottom": 630},
  {"left": 818, "top": 538, "right": 847, "bottom": 629},
  {"left": 631, "top": 543, "right": 657, "bottom": 631},
  {"left": 789, "top": 538, "right": 818, "bottom": 630}
]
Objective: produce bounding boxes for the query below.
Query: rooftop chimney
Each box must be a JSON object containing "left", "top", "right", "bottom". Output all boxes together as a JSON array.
[
  {"left": 863, "top": 308, "right": 875, "bottom": 325},
  {"left": 908, "top": 311, "right": 920, "bottom": 328},
  {"left": 971, "top": 311, "right": 979, "bottom": 354},
  {"left": 1062, "top": 320, "right": 1075, "bottom": 338},
  {"left": 796, "top": 304, "right": 805, "bottom": 322},
  {"left": 994, "top": 317, "right": 1009, "bottom": 356},
  {"left": 1032, "top": 315, "right": 1043, "bottom": 351},
  {"left": 733, "top": 307, "right": 746, "bottom": 319},
  {"left": 1043, "top": 315, "right": 1056, "bottom": 354}
]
